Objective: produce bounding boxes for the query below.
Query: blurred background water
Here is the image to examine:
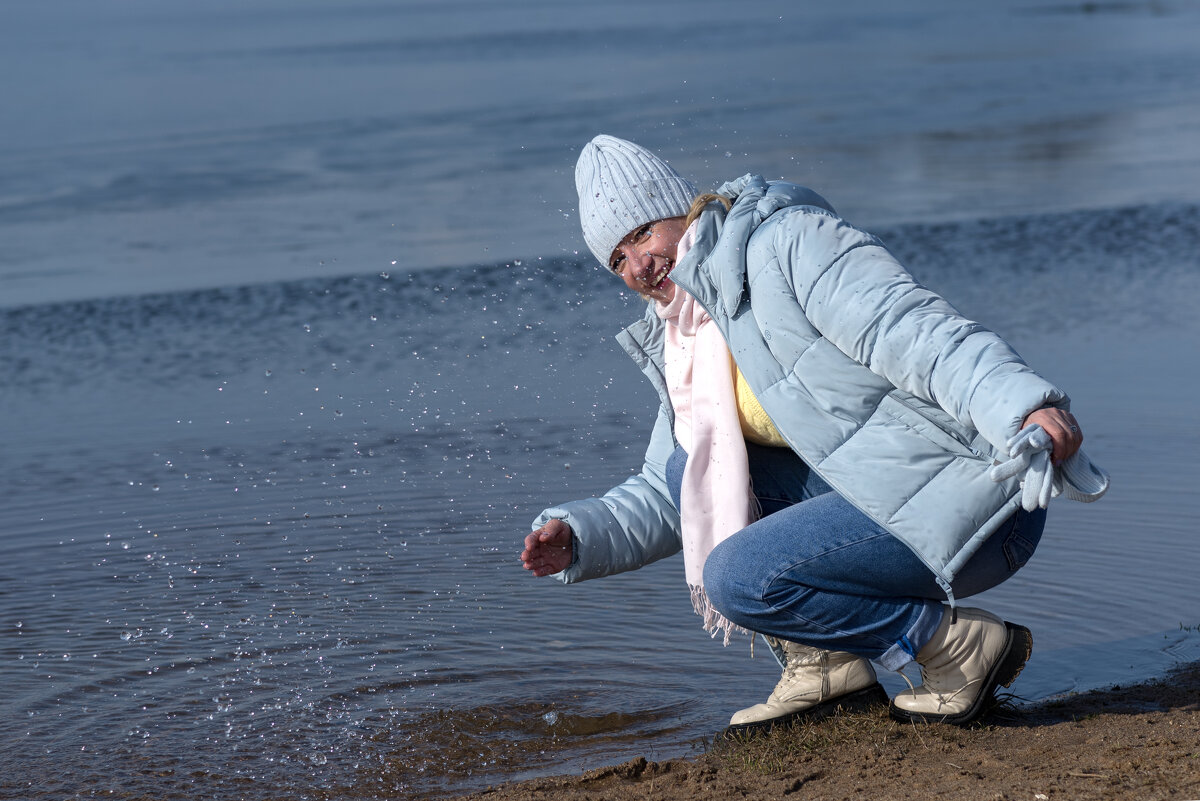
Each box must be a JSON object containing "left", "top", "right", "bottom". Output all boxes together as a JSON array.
[{"left": 2, "top": 1, "right": 1200, "bottom": 799}]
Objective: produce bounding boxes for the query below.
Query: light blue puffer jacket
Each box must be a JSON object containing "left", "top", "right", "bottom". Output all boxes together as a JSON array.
[{"left": 534, "top": 175, "right": 1068, "bottom": 602}]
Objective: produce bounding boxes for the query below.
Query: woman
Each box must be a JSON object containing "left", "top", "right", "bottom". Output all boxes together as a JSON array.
[{"left": 520, "top": 135, "right": 1107, "bottom": 735}]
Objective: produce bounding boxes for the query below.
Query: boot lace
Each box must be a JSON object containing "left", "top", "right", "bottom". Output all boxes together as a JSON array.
[
  {"left": 774, "top": 643, "right": 830, "bottom": 702},
  {"left": 899, "top": 665, "right": 983, "bottom": 711}
]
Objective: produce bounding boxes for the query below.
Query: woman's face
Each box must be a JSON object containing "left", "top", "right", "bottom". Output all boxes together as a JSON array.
[{"left": 608, "top": 216, "right": 688, "bottom": 304}]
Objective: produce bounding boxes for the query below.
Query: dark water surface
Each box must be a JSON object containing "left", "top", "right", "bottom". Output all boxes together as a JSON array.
[
  {"left": 3, "top": 0, "right": 1200, "bottom": 797},
  {"left": 3, "top": 202, "right": 1200, "bottom": 799},
  {"left": 4, "top": 0, "right": 1200, "bottom": 307}
]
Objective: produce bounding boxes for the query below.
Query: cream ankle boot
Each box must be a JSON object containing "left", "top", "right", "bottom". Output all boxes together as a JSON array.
[
  {"left": 723, "top": 640, "right": 886, "bottom": 738},
  {"left": 889, "top": 606, "right": 1032, "bottom": 725}
]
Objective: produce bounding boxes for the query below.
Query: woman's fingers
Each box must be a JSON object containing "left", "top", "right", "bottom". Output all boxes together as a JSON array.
[
  {"left": 1048, "top": 411, "right": 1083, "bottom": 464},
  {"left": 538, "top": 519, "right": 572, "bottom": 546},
  {"left": 1022, "top": 407, "right": 1083, "bottom": 465},
  {"left": 520, "top": 520, "right": 573, "bottom": 576},
  {"left": 1064, "top": 418, "right": 1084, "bottom": 463}
]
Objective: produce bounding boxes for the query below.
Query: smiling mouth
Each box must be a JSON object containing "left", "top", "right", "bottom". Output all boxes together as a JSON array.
[{"left": 649, "top": 261, "right": 673, "bottom": 288}]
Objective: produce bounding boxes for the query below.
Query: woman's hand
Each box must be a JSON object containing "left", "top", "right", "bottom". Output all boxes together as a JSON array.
[
  {"left": 521, "top": 519, "right": 573, "bottom": 577},
  {"left": 1021, "top": 407, "right": 1084, "bottom": 465}
]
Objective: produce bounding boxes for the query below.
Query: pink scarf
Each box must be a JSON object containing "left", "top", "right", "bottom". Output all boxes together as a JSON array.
[{"left": 656, "top": 226, "right": 756, "bottom": 643}]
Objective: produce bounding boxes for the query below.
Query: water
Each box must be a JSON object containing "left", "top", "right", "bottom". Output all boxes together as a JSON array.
[
  {"left": 2, "top": 1, "right": 1200, "bottom": 799},
  {"left": 4, "top": 206, "right": 1200, "bottom": 798},
  {"left": 4, "top": 0, "right": 1200, "bottom": 307}
]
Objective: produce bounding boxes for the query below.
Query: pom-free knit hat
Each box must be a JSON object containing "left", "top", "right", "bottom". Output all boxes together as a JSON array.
[{"left": 575, "top": 135, "right": 696, "bottom": 269}]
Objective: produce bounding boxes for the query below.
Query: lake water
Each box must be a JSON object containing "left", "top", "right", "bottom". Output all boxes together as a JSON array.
[{"left": 2, "top": 1, "right": 1200, "bottom": 799}]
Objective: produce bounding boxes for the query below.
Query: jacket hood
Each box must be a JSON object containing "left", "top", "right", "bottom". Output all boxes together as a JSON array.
[{"left": 674, "top": 175, "right": 837, "bottom": 317}]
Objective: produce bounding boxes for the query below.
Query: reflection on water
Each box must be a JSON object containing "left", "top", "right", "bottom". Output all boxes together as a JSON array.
[{"left": 2, "top": 202, "right": 1200, "bottom": 799}]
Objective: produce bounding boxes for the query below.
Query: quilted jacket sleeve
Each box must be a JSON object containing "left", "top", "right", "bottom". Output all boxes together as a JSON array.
[
  {"left": 532, "top": 404, "right": 682, "bottom": 583},
  {"left": 771, "top": 208, "right": 1068, "bottom": 452}
]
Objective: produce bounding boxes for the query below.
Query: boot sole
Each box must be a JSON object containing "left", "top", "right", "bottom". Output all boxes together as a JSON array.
[
  {"left": 888, "top": 621, "right": 1033, "bottom": 726},
  {"left": 720, "top": 682, "right": 890, "bottom": 741}
]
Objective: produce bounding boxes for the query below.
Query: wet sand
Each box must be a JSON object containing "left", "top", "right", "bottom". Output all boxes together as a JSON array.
[{"left": 452, "top": 661, "right": 1200, "bottom": 801}]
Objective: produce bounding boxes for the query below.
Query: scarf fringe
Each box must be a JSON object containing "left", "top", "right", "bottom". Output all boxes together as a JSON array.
[
  {"left": 690, "top": 584, "right": 752, "bottom": 646},
  {"left": 746, "top": 474, "right": 763, "bottom": 523}
]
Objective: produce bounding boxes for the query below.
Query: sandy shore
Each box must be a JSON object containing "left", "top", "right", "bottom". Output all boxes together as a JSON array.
[{"left": 451, "top": 662, "right": 1200, "bottom": 801}]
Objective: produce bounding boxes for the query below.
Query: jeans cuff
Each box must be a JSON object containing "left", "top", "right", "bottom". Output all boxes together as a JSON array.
[{"left": 876, "top": 601, "right": 944, "bottom": 672}]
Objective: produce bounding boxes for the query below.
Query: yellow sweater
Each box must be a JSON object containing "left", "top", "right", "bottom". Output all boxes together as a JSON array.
[{"left": 733, "top": 361, "right": 788, "bottom": 447}]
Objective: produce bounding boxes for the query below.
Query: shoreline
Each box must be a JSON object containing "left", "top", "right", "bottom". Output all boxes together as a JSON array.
[
  {"left": 451, "top": 661, "right": 1200, "bottom": 801},
  {"left": 3, "top": 196, "right": 1197, "bottom": 314}
]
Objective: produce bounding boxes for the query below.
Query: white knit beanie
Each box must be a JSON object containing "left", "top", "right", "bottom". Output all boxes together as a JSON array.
[{"left": 575, "top": 135, "right": 696, "bottom": 269}]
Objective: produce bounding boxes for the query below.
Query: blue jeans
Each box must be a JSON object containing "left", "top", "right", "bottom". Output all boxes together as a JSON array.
[{"left": 666, "top": 444, "right": 1045, "bottom": 670}]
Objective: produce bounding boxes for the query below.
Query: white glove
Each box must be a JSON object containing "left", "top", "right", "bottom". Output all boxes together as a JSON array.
[{"left": 989, "top": 424, "right": 1110, "bottom": 511}]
